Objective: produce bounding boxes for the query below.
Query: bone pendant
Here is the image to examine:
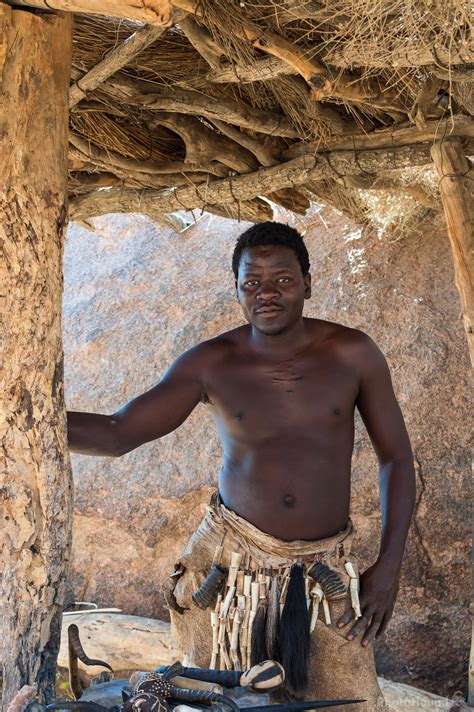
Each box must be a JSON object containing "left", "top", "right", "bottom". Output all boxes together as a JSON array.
[
  {"left": 345, "top": 561, "right": 357, "bottom": 579},
  {"left": 220, "top": 586, "right": 236, "bottom": 620},
  {"left": 211, "top": 610, "right": 219, "bottom": 668},
  {"left": 230, "top": 608, "right": 243, "bottom": 670},
  {"left": 310, "top": 584, "right": 323, "bottom": 632},
  {"left": 349, "top": 577, "right": 362, "bottom": 618},
  {"left": 322, "top": 597, "right": 332, "bottom": 625},
  {"left": 227, "top": 552, "right": 242, "bottom": 589}
]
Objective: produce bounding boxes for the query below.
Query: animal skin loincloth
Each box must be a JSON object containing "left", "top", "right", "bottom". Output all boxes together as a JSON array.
[{"left": 165, "top": 491, "right": 388, "bottom": 712}]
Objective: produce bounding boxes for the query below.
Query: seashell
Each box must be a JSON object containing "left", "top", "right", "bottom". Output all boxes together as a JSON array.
[
  {"left": 192, "top": 565, "right": 227, "bottom": 609},
  {"left": 307, "top": 562, "right": 346, "bottom": 600}
]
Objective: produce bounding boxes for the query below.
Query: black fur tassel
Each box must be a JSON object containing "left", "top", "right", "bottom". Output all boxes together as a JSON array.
[
  {"left": 280, "top": 565, "right": 310, "bottom": 694},
  {"left": 251, "top": 602, "right": 268, "bottom": 665}
]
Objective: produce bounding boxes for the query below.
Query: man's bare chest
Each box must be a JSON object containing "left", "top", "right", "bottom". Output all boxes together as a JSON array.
[{"left": 204, "top": 351, "right": 359, "bottom": 435}]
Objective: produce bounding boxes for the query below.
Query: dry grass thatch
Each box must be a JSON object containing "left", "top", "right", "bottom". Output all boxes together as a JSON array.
[{"left": 67, "top": 0, "right": 473, "bottom": 235}]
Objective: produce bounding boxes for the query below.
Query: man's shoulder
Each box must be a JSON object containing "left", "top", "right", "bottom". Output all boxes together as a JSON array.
[
  {"left": 307, "top": 318, "right": 372, "bottom": 347},
  {"left": 188, "top": 325, "right": 249, "bottom": 362},
  {"left": 307, "top": 318, "right": 382, "bottom": 364}
]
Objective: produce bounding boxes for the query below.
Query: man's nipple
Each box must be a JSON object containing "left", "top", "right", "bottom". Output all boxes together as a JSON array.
[{"left": 283, "top": 494, "right": 296, "bottom": 508}]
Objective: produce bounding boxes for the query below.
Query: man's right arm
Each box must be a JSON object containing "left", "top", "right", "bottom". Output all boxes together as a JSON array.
[{"left": 67, "top": 346, "right": 205, "bottom": 457}]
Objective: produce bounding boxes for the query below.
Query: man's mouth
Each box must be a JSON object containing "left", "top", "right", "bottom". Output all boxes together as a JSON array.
[{"left": 255, "top": 304, "right": 284, "bottom": 315}]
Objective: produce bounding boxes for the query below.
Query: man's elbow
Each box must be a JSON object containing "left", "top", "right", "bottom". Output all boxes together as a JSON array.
[{"left": 108, "top": 417, "right": 136, "bottom": 457}]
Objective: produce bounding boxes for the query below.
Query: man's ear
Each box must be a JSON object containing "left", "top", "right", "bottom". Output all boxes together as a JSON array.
[{"left": 304, "top": 273, "right": 311, "bottom": 299}]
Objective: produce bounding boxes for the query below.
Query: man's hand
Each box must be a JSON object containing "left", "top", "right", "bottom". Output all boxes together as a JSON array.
[{"left": 337, "top": 558, "right": 401, "bottom": 646}]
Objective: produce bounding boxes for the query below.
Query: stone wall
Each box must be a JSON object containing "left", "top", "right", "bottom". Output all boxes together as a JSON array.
[{"left": 63, "top": 207, "right": 471, "bottom": 697}]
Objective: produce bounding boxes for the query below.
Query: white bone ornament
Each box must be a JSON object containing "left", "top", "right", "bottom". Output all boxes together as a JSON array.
[
  {"left": 310, "top": 584, "right": 323, "bottom": 632},
  {"left": 322, "top": 597, "right": 332, "bottom": 625},
  {"left": 345, "top": 561, "right": 362, "bottom": 619}
]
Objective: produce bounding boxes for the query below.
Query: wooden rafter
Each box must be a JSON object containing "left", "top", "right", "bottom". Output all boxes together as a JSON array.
[
  {"left": 283, "top": 116, "right": 474, "bottom": 159},
  {"left": 98, "top": 77, "right": 300, "bottom": 138},
  {"left": 150, "top": 112, "right": 259, "bottom": 173},
  {"left": 205, "top": 51, "right": 474, "bottom": 87},
  {"left": 206, "top": 198, "right": 274, "bottom": 223},
  {"left": 179, "top": 15, "right": 223, "bottom": 69},
  {"left": 69, "top": 24, "right": 169, "bottom": 108},
  {"left": 206, "top": 56, "right": 294, "bottom": 84},
  {"left": 70, "top": 141, "right": 473, "bottom": 220},
  {"left": 10, "top": 0, "right": 173, "bottom": 25},
  {"left": 69, "top": 131, "right": 228, "bottom": 177},
  {"left": 328, "top": 45, "right": 474, "bottom": 70},
  {"left": 10, "top": 1, "right": 474, "bottom": 71},
  {"left": 209, "top": 120, "right": 280, "bottom": 167}
]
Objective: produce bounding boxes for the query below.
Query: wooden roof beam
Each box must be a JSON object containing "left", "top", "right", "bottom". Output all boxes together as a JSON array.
[
  {"left": 69, "top": 131, "right": 227, "bottom": 176},
  {"left": 206, "top": 56, "right": 294, "bottom": 84},
  {"left": 149, "top": 112, "right": 259, "bottom": 174},
  {"left": 98, "top": 77, "right": 300, "bottom": 138},
  {"left": 8, "top": 0, "right": 173, "bottom": 25},
  {"left": 179, "top": 15, "right": 223, "bottom": 70},
  {"left": 283, "top": 116, "right": 474, "bottom": 159},
  {"left": 69, "top": 24, "right": 169, "bottom": 108},
  {"left": 208, "top": 120, "right": 280, "bottom": 168},
  {"left": 206, "top": 198, "right": 274, "bottom": 223},
  {"left": 70, "top": 140, "right": 474, "bottom": 220}
]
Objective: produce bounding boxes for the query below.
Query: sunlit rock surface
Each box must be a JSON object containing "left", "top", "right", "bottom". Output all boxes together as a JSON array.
[{"left": 63, "top": 208, "right": 470, "bottom": 697}]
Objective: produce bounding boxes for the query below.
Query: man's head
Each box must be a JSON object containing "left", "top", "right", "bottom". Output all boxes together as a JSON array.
[
  {"left": 232, "top": 222, "right": 311, "bottom": 336},
  {"left": 232, "top": 222, "right": 310, "bottom": 279}
]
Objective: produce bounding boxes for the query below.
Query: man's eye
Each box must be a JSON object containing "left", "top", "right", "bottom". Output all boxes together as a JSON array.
[
  {"left": 244, "top": 280, "right": 258, "bottom": 286},
  {"left": 278, "top": 277, "right": 291, "bottom": 283}
]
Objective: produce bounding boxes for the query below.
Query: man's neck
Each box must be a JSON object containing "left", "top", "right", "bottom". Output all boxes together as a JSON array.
[{"left": 249, "top": 317, "right": 311, "bottom": 357}]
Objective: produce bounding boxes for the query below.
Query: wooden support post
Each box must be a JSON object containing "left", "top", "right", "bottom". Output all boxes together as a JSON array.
[
  {"left": 0, "top": 6, "right": 73, "bottom": 709},
  {"left": 431, "top": 139, "right": 474, "bottom": 367}
]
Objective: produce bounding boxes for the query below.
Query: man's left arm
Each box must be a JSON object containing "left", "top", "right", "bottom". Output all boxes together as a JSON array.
[{"left": 337, "top": 333, "right": 416, "bottom": 646}]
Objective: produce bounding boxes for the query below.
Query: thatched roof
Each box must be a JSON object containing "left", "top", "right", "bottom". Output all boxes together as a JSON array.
[{"left": 26, "top": 0, "right": 474, "bottom": 233}]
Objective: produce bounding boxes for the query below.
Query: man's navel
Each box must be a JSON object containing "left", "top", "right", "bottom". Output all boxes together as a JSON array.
[{"left": 283, "top": 494, "right": 296, "bottom": 508}]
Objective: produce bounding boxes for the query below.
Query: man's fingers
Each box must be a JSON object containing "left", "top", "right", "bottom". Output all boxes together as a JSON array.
[
  {"left": 345, "top": 609, "right": 374, "bottom": 641},
  {"left": 375, "top": 612, "right": 392, "bottom": 638},
  {"left": 362, "top": 616, "right": 384, "bottom": 646},
  {"left": 337, "top": 609, "right": 355, "bottom": 628}
]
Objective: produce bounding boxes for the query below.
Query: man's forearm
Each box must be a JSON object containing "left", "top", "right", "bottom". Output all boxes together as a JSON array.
[
  {"left": 377, "top": 456, "right": 416, "bottom": 568},
  {"left": 67, "top": 411, "right": 124, "bottom": 456}
]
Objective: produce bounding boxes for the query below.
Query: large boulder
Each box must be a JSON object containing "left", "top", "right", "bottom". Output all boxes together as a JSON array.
[{"left": 63, "top": 208, "right": 470, "bottom": 698}]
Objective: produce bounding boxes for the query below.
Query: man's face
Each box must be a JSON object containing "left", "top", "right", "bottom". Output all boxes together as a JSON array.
[{"left": 236, "top": 244, "right": 311, "bottom": 336}]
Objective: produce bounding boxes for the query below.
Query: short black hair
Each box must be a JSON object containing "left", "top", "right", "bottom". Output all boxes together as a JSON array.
[{"left": 232, "top": 221, "right": 310, "bottom": 278}]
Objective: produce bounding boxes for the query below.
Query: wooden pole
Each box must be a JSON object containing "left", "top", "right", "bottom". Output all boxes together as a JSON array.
[
  {"left": 8, "top": 0, "right": 172, "bottom": 25},
  {"left": 0, "top": 6, "right": 73, "bottom": 708},
  {"left": 431, "top": 138, "right": 474, "bottom": 367},
  {"left": 70, "top": 141, "right": 474, "bottom": 220},
  {"left": 69, "top": 24, "right": 168, "bottom": 108}
]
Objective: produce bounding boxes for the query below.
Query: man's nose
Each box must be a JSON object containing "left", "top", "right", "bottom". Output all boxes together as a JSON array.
[{"left": 256, "top": 281, "right": 280, "bottom": 299}]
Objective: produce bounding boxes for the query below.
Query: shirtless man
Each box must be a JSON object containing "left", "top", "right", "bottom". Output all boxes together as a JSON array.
[{"left": 68, "top": 222, "right": 415, "bottom": 711}]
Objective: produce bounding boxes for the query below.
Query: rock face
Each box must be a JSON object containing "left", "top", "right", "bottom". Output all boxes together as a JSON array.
[{"left": 63, "top": 208, "right": 471, "bottom": 698}]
